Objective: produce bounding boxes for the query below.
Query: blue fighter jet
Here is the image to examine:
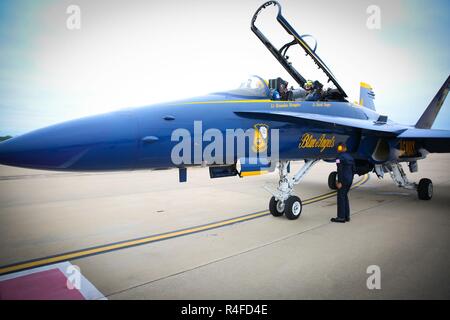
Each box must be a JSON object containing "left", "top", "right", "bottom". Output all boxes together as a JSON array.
[{"left": 0, "top": 1, "right": 449, "bottom": 220}]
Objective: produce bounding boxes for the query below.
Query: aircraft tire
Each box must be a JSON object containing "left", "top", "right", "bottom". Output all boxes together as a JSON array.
[
  {"left": 269, "top": 196, "right": 284, "bottom": 217},
  {"left": 284, "top": 196, "right": 302, "bottom": 220},
  {"left": 417, "top": 178, "right": 433, "bottom": 200},
  {"left": 328, "top": 171, "right": 338, "bottom": 190}
]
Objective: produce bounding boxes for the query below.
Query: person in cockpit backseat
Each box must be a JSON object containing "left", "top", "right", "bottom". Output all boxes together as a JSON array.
[
  {"left": 292, "top": 80, "right": 319, "bottom": 101},
  {"left": 305, "top": 80, "right": 323, "bottom": 101}
]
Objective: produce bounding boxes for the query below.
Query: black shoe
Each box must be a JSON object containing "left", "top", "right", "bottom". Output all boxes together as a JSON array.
[
  {"left": 331, "top": 217, "right": 346, "bottom": 223},
  {"left": 346, "top": 217, "right": 350, "bottom": 222}
]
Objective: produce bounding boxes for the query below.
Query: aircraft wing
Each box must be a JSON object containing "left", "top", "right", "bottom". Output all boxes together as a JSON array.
[
  {"left": 234, "top": 110, "right": 407, "bottom": 135},
  {"left": 397, "top": 128, "right": 450, "bottom": 153}
]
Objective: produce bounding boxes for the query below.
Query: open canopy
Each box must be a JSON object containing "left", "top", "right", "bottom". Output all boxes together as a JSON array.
[{"left": 251, "top": 1, "right": 348, "bottom": 99}]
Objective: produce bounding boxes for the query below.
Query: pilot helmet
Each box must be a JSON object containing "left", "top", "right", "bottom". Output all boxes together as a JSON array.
[
  {"left": 304, "top": 80, "right": 314, "bottom": 90},
  {"left": 277, "top": 77, "right": 288, "bottom": 91}
]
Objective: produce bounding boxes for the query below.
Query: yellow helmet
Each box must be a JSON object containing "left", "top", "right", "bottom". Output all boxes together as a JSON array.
[{"left": 304, "top": 80, "right": 314, "bottom": 90}]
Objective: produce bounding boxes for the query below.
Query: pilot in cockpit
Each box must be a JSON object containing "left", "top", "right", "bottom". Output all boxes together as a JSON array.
[
  {"left": 267, "top": 82, "right": 280, "bottom": 101},
  {"left": 291, "top": 79, "right": 323, "bottom": 101},
  {"left": 269, "top": 77, "right": 289, "bottom": 101},
  {"left": 268, "top": 77, "right": 324, "bottom": 101},
  {"left": 291, "top": 79, "right": 311, "bottom": 100},
  {"left": 305, "top": 80, "right": 323, "bottom": 101},
  {"left": 278, "top": 78, "right": 290, "bottom": 100},
  {"left": 304, "top": 80, "right": 314, "bottom": 94}
]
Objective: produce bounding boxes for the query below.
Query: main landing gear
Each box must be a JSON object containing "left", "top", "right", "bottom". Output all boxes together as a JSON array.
[
  {"left": 328, "top": 171, "right": 338, "bottom": 190},
  {"left": 375, "top": 162, "right": 433, "bottom": 200},
  {"left": 266, "top": 160, "right": 319, "bottom": 220}
]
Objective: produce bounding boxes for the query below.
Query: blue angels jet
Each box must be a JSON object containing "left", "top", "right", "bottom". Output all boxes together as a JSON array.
[{"left": 0, "top": 1, "right": 449, "bottom": 220}]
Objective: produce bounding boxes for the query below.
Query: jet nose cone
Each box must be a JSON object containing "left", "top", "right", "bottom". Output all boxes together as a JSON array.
[
  {"left": 0, "top": 129, "right": 88, "bottom": 170},
  {"left": 0, "top": 137, "right": 33, "bottom": 167},
  {"left": 0, "top": 111, "right": 138, "bottom": 171},
  {"left": 0, "top": 139, "right": 14, "bottom": 166}
]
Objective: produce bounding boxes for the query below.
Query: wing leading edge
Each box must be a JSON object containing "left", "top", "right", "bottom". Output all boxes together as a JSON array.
[{"left": 234, "top": 110, "right": 407, "bottom": 135}]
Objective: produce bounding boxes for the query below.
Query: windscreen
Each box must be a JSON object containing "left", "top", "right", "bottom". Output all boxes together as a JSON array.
[{"left": 222, "top": 75, "right": 270, "bottom": 99}]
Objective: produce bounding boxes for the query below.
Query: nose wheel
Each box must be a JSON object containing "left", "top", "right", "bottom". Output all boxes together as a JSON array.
[
  {"left": 266, "top": 160, "right": 318, "bottom": 221},
  {"left": 284, "top": 196, "right": 302, "bottom": 220},
  {"left": 269, "top": 195, "right": 303, "bottom": 220},
  {"left": 269, "top": 196, "right": 285, "bottom": 217}
]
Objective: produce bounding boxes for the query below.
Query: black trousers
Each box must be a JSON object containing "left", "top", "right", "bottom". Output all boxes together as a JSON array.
[{"left": 337, "top": 184, "right": 351, "bottom": 220}]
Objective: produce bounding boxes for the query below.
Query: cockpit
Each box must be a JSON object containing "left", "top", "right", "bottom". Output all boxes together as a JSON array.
[{"left": 222, "top": 75, "right": 346, "bottom": 102}]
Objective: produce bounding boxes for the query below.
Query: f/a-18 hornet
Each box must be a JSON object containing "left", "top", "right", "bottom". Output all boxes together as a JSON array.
[{"left": 1, "top": 1, "right": 449, "bottom": 220}]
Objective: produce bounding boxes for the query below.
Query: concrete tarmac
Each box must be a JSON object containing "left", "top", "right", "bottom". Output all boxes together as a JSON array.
[{"left": 0, "top": 154, "right": 449, "bottom": 299}]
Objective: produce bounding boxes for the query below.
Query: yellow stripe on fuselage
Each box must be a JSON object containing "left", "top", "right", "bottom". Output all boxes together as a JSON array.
[{"left": 178, "top": 100, "right": 272, "bottom": 105}]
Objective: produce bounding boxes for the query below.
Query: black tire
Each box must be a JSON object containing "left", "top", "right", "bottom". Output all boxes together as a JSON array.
[
  {"left": 284, "top": 196, "right": 302, "bottom": 220},
  {"left": 328, "top": 171, "right": 338, "bottom": 190},
  {"left": 417, "top": 178, "right": 433, "bottom": 200},
  {"left": 269, "top": 196, "right": 284, "bottom": 217}
]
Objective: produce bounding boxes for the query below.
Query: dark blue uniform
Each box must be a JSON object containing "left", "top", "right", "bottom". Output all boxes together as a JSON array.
[{"left": 336, "top": 152, "right": 355, "bottom": 220}]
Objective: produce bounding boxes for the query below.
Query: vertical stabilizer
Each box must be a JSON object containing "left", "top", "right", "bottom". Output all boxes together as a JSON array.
[
  {"left": 359, "top": 82, "right": 376, "bottom": 111},
  {"left": 415, "top": 75, "right": 450, "bottom": 129}
]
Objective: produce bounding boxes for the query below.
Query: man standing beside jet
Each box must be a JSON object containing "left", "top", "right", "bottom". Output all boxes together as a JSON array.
[{"left": 331, "top": 143, "right": 355, "bottom": 223}]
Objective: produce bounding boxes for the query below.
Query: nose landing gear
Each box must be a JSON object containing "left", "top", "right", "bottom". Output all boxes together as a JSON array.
[{"left": 267, "top": 159, "right": 318, "bottom": 220}]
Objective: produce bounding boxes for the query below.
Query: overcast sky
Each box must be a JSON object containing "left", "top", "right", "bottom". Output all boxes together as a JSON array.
[{"left": 0, "top": 0, "right": 449, "bottom": 136}]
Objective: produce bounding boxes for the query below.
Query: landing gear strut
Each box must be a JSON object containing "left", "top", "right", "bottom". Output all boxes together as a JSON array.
[
  {"left": 375, "top": 162, "right": 433, "bottom": 200},
  {"left": 266, "top": 159, "right": 319, "bottom": 220}
]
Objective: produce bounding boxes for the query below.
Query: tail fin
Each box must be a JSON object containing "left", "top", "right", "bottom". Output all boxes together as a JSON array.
[
  {"left": 359, "top": 82, "right": 376, "bottom": 110},
  {"left": 415, "top": 75, "right": 450, "bottom": 129}
]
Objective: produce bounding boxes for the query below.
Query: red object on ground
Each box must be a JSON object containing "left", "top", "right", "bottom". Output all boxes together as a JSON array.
[{"left": 0, "top": 268, "right": 85, "bottom": 300}]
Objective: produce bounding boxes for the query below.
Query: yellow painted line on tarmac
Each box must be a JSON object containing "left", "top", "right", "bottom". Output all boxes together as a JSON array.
[
  {"left": 0, "top": 174, "right": 369, "bottom": 276},
  {"left": 304, "top": 174, "right": 369, "bottom": 204}
]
